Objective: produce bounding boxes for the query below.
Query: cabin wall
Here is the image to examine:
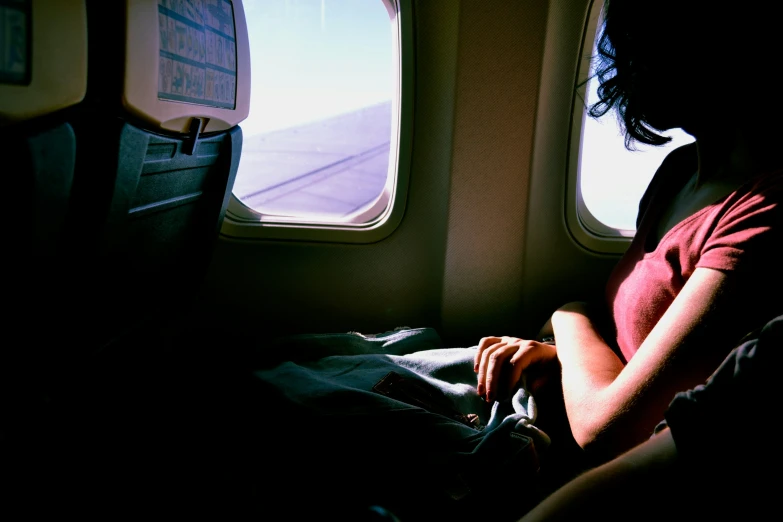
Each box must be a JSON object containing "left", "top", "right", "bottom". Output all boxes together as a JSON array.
[
  {"left": 197, "top": 0, "right": 622, "bottom": 348},
  {"left": 440, "top": 0, "right": 547, "bottom": 342}
]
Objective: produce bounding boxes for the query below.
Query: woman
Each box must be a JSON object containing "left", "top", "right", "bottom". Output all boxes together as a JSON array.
[{"left": 475, "top": 0, "right": 783, "bottom": 466}]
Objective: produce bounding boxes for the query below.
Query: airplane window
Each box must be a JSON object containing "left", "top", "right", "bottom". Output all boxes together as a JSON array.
[
  {"left": 232, "top": 0, "right": 395, "bottom": 222},
  {"left": 577, "top": 4, "right": 695, "bottom": 233}
]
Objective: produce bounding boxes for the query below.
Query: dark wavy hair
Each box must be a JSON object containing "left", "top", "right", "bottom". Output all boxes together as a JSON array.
[
  {"left": 586, "top": 0, "right": 672, "bottom": 149},
  {"left": 587, "top": 0, "right": 782, "bottom": 150}
]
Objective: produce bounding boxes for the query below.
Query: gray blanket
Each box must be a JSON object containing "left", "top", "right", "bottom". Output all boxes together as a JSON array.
[{"left": 254, "top": 327, "right": 551, "bottom": 506}]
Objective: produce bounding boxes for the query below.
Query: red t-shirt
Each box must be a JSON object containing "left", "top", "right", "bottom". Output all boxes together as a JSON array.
[{"left": 605, "top": 145, "right": 783, "bottom": 363}]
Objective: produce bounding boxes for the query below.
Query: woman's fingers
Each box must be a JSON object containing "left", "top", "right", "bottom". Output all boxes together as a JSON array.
[
  {"left": 476, "top": 340, "right": 502, "bottom": 398},
  {"left": 505, "top": 344, "right": 532, "bottom": 398},
  {"left": 474, "top": 336, "right": 502, "bottom": 372},
  {"left": 478, "top": 341, "right": 518, "bottom": 402},
  {"left": 476, "top": 340, "right": 503, "bottom": 398},
  {"left": 509, "top": 340, "right": 557, "bottom": 369},
  {"left": 483, "top": 343, "right": 510, "bottom": 403},
  {"left": 509, "top": 341, "right": 558, "bottom": 395},
  {"left": 475, "top": 338, "right": 559, "bottom": 402}
]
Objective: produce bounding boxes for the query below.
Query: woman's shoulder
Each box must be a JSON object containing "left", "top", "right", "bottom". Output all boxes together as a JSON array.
[
  {"left": 721, "top": 165, "right": 783, "bottom": 221},
  {"left": 745, "top": 166, "right": 783, "bottom": 193},
  {"left": 636, "top": 142, "right": 699, "bottom": 229}
]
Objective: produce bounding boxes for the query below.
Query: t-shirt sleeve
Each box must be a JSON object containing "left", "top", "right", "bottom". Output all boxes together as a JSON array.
[
  {"left": 697, "top": 172, "right": 783, "bottom": 272},
  {"left": 663, "top": 315, "right": 783, "bottom": 472}
]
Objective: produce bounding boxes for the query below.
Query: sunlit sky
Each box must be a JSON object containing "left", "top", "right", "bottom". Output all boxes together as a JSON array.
[
  {"left": 237, "top": 0, "right": 696, "bottom": 230},
  {"left": 241, "top": 0, "right": 393, "bottom": 137}
]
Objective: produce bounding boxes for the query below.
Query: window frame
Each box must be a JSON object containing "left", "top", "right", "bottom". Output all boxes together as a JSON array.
[
  {"left": 566, "top": 0, "right": 635, "bottom": 255},
  {"left": 220, "top": 0, "right": 412, "bottom": 244}
]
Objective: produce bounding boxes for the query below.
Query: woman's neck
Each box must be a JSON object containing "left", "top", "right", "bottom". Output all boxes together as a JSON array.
[{"left": 692, "top": 122, "right": 783, "bottom": 188}]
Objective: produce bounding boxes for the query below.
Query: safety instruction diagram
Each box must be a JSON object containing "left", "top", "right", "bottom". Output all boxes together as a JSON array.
[{"left": 158, "top": 0, "right": 237, "bottom": 109}]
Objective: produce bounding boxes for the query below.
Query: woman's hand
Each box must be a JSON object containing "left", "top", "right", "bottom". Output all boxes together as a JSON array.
[{"left": 474, "top": 336, "right": 557, "bottom": 403}]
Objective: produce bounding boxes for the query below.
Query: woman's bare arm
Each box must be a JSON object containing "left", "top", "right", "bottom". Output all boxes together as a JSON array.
[{"left": 552, "top": 267, "right": 744, "bottom": 459}]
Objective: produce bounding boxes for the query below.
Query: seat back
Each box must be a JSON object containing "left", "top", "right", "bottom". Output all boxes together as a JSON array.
[
  {"left": 68, "top": 0, "right": 250, "bottom": 350},
  {"left": 0, "top": 0, "right": 87, "bottom": 289},
  {"left": 0, "top": 0, "right": 87, "bottom": 374}
]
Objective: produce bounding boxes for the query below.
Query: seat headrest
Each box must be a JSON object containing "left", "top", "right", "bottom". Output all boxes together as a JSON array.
[
  {"left": 0, "top": 0, "right": 87, "bottom": 126},
  {"left": 123, "top": 0, "right": 250, "bottom": 134}
]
